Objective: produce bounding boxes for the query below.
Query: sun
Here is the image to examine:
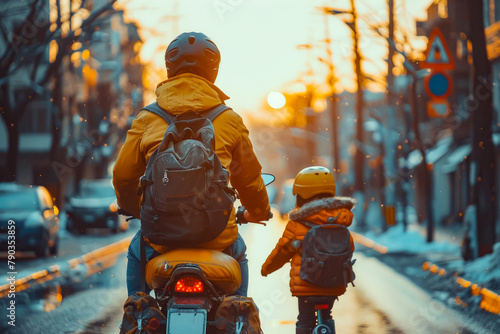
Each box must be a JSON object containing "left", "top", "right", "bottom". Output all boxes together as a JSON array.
[{"left": 267, "top": 91, "right": 286, "bottom": 109}]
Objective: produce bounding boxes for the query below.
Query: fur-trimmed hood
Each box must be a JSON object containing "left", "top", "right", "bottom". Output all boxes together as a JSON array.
[{"left": 288, "top": 196, "right": 357, "bottom": 224}]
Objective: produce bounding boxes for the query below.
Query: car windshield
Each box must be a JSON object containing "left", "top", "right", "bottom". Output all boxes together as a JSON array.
[
  {"left": 0, "top": 190, "right": 39, "bottom": 211},
  {"left": 77, "top": 181, "right": 116, "bottom": 198}
]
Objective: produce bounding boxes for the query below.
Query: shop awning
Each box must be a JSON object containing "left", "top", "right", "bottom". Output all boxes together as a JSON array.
[
  {"left": 442, "top": 144, "right": 472, "bottom": 173},
  {"left": 403, "top": 136, "right": 453, "bottom": 170}
]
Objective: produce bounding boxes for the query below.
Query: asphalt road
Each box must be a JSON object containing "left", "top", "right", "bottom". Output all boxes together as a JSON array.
[
  {"left": 90, "top": 214, "right": 405, "bottom": 333},
  {"left": 240, "top": 216, "right": 404, "bottom": 333},
  {"left": 1, "top": 212, "right": 473, "bottom": 333}
]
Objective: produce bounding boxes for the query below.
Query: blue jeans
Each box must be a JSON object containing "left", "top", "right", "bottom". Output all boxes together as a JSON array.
[{"left": 126, "top": 230, "right": 249, "bottom": 297}]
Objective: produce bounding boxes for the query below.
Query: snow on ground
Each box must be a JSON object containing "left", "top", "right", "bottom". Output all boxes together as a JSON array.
[
  {"left": 350, "top": 197, "right": 459, "bottom": 255},
  {"left": 364, "top": 223, "right": 460, "bottom": 254}
]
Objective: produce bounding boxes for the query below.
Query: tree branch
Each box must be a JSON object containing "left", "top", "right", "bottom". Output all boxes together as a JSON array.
[{"left": 38, "top": 0, "right": 117, "bottom": 86}]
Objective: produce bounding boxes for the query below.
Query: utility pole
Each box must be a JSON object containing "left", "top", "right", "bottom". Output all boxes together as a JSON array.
[
  {"left": 381, "top": 31, "right": 434, "bottom": 240},
  {"left": 304, "top": 85, "right": 317, "bottom": 164},
  {"left": 387, "top": 0, "right": 395, "bottom": 98},
  {"left": 466, "top": 0, "right": 496, "bottom": 257},
  {"left": 382, "top": 0, "right": 396, "bottom": 230},
  {"left": 323, "top": 15, "right": 340, "bottom": 176},
  {"left": 51, "top": 0, "right": 63, "bottom": 161},
  {"left": 410, "top": 73, "right": 435, "bottom": 242},
  {"left": 322, "top": 3, "right": 365, "bottom": 217},
  {"left": 349, "top": 0, "right": 365, "bottom": 195}
]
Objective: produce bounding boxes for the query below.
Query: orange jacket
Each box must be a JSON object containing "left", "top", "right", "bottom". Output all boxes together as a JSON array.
[
  {"left": 261, "top": 197, "right": 356, "bottom": 297},
  {"left": 113, "top": 73, "right": 270, "bottom": 252}
]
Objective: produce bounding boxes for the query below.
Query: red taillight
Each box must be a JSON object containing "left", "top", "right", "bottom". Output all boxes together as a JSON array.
[
  {"left": 315, "top": 304, "right": 330, "bottom": 310},
  {"left": 175, "top": 277, "right": 204, "bottom": 293},
  {"left": 149, "top": 318, "right": 161, "bottom": 330}
]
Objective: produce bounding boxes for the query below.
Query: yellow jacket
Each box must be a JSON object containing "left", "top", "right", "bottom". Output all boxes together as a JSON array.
[{"left": 113, "top": 73, "right": 270, "bottom": 252}]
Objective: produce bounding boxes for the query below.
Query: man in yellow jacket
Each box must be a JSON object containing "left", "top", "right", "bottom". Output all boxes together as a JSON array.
[{"left": 113, "top": 32, "right": 270, "bottom": 296}]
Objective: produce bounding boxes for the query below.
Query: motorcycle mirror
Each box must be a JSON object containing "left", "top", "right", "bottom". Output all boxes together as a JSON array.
[{"left": 261, "top": 173, "right": 275, "bottom": 186}]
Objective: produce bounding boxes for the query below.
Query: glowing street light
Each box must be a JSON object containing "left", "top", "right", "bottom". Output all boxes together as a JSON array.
[{"left": 267, "top": 91, "right": 286, "bottom": 109}]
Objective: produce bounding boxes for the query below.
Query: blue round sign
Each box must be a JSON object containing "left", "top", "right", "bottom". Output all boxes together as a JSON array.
[
  {"left": 428, "top": 73, "right": 449, "bottom": 96},
  {"left": 425, "top": 71, "right": 452, "bottom": 100}
]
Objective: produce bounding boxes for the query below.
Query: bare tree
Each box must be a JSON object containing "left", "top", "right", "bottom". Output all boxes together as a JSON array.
[{"left": 0, "top": 0, "right": 116, "bottom": 182}]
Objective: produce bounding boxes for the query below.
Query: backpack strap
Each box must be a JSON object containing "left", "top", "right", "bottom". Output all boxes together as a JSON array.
[
  {"left": 297, "top": 220, "right": 317, "bottom": 229},
  {"left": 298, "top": 213, "right": 342, "bottom": 229},
  {"left": 139, "top": 232, "right": 147, "bottom": 292},
  {"left": 142, "top": 102, "right": 231, "bottom": 124},
  {"left": 203, "top": 104, "right": 232, "bottom": 122},
  {"left": 142, "top": 102, "right": 176, "bottom": 124}
]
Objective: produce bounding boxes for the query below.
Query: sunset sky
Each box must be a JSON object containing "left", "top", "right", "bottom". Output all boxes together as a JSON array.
[{"left": 117, "top": 0, "right": 434, "bottom": 115}]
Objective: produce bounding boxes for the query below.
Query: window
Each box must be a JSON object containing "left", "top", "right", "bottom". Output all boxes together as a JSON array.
[
  {"left": 0, "top": 190, "right": 39, "bottom": 211},
  {"left": 19, "top": 100, "right": 52, "bottom": 133}
]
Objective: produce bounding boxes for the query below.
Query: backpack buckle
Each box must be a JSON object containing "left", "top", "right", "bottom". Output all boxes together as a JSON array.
[
  {"left": 162, "top": 170, "right": 169, "bottom": 185},
  {"left": 235, "top": 316, "right": 244, "bottom": 333},
  {"left": 327, "top": 213, "right": 342, "bottom": 224},
  {"left": 140, "top": 176, "right": 147, "bottom": 185}
]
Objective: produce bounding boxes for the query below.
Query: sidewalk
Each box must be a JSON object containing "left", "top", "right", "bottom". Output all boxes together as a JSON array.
[{"left": 356, "top": 224, "right": 500, "bottom": 333}]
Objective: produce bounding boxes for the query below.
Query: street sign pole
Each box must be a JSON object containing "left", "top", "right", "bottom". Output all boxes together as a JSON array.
[
  {"left": 417, "top": 26, "right": 457, "bottom": 242},
  {"left": 466, "top": 0, "right": 496, "bottom": 258}
]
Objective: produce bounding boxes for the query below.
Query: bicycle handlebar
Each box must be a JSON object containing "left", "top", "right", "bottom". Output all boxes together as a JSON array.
[
  {"left": 117, "top": 208, "right": 137, "bottom": 222},
  {"left": 235, "top": 206, "right": 273, "bottom": 226}
]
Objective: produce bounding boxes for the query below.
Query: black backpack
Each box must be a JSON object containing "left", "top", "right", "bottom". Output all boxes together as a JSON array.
[
  {"left": 299, "top": 216, "right": 356, "bottom": 288},
  {"left": 138, "top": 102, "right": 235, "bottom": 247}
]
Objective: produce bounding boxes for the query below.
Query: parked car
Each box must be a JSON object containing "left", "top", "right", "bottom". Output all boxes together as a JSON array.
[
  {"left": 0, "top": 183, "right": 60, "bottom": 257},
  {"left": 278, "top": 179, "right": 296, "bottom": 219},
  {"left": 66, "top": 179, "right": 128, "bottom": 234}
]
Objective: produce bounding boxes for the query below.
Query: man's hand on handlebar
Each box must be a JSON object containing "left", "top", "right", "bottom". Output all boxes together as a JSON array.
[
  {"left": 236, "top": 206, "right": 273, "bottom": 226},
  {"left": 117, "top": 208, "right": 133, "bottom": 216}
]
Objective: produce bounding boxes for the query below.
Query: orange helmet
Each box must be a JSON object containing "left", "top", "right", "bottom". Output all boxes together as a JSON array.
[{"left": 292, "top": 166, "right": 336, "bottom": 199}]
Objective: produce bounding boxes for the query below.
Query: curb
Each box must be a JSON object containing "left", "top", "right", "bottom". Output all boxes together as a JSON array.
[
  {"left": 354, "top": 252, "right": 467, "bottom": 334},
  {"left": 0, "top": 236, "right": 132, "bottom": 299},
  {"left": 423, "top": 261, "right": 500, "bottom": 315}
]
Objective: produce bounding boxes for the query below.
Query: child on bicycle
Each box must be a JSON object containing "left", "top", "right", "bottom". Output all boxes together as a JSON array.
[{"left": 261, "top": 166, "right": 356, "bottom": 334}]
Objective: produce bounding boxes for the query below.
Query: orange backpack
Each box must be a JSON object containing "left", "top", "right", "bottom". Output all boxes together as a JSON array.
[
  {"left": 119, "top": 292, "right": 166, "bottom": 334},
  {"left": 214, "top": 295, "right": 263, "bottom": 334}
]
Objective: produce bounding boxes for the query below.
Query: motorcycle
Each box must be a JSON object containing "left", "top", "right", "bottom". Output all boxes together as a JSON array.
[{"left": 120, "top": 173, "right": 275, "bottom": 334}]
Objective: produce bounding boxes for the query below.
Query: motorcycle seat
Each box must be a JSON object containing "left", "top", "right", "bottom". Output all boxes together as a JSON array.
[{"left": 145, "top": 248, "right": 242, "bottom": 295}]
